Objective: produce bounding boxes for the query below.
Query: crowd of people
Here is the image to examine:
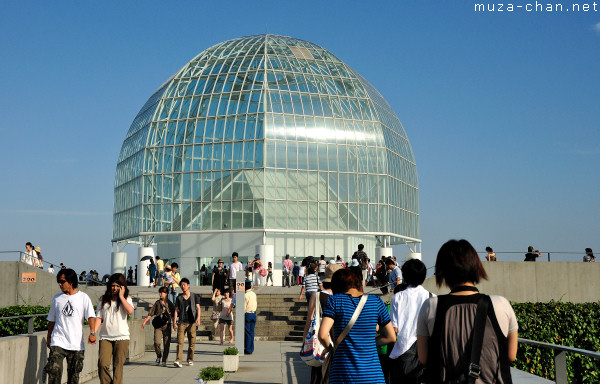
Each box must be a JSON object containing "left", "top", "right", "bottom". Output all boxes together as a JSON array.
[
  {"left": 297, "top": 240, "right": 520, "bottom": 384},
  {"left": 39, "top": 241, "right": 596, "bottom": 383}
]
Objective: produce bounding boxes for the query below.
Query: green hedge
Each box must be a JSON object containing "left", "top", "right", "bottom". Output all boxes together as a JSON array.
[
  {"left": 0, "top": 305, "right": 50, "bottom": 337},
  {"left": 513, "top": 301, "right": 600, "bottom": 383}
]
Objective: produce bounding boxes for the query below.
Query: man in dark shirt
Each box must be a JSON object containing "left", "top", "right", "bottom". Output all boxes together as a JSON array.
[
  {"left": 524, "top": 246, "right": 542, "bottom": 262},
  {"left": 352, "top": 244, "right": 368, "bottom": 286},
  {"left": 173, "top": 278, "right": 201, "bottom": 367}
]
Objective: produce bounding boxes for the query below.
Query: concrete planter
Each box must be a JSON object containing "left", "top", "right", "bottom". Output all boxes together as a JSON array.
[
  {"left": 223, "top": 354, "right": 239, "bottom": 372},
  {"left": 205, "top": 379, "right": 224, "bottom": 384}
]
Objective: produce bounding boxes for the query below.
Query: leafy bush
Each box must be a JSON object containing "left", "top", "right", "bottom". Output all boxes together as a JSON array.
[
  {"left": 513, "top": 301, "right": 600, "bottom": 383},
  {"left": 223, "top": 346, "right": 238, "bottom": 355},
  {"left": 0, "top": 305, "right": 50, "bottom": 337},
  {"left": 199, "top": 366, "right": 224, "bottom": 380}
]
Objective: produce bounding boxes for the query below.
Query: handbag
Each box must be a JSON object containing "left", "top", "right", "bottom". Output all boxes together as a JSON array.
[
  {"left": 300, "top": 292, "right": 327, "bottom": 366},
  {"left": 210, "top": 312, "right": 220, "bottom": 321},
  {"left": 151, "top": 303, "right": 170, "bottom": 329},
  {"left": 260, "top": 267, "right": 267, "bottom": 277},
  {"left": 146, "top": 269, "right": 150, "bottom": 276},
  {"left": 321, "top": 295, "right": 368, "bottom": 384}
]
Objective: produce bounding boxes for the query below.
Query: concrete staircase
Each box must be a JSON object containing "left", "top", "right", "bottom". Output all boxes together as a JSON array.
[{"left": 130, "top": 287, "right": 308, "bottom": 346}]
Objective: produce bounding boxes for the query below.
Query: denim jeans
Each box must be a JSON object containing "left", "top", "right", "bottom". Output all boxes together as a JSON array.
[
  {"left": 169, "top": 287, "right": 178, "bottom": 304},
  {"left": 244, "top": 312, "right": 256, "bottom": 354}
]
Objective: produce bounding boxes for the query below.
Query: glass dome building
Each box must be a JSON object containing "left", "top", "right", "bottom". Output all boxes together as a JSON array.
[{"left": 113, "top": 34, "right": 419, "bottom": 283}]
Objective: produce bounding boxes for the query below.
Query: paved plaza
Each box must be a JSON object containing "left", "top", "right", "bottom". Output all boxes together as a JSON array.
[
  {"left": 85, "top": 340, "right": 310, "bottom": 384},
  {"left": 82, "top": 338, "right": 551, "bottom": 384}
]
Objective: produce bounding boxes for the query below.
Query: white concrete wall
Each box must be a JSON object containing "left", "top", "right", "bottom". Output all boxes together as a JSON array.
[
  {"left": 0, "top": 262, "right": 61, "bottom": 308},
  {"left": 0, "top": 319, "right": 144, "bottom": 384},
  {"left": 422, "top": 261, "right": 600, "bottom": 303}
]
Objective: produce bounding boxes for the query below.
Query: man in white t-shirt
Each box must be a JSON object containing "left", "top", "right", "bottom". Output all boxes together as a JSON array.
[
  {"left": 45, "top": 268, "right": 96, "bottom": 384},
  {"left": 228, "top": 252, "right": 244, "bottom": 292}
]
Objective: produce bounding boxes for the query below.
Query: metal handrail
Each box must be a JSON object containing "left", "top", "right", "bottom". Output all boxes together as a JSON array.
[
  {"left": 518, "top": 337, "right": 600, "bottom": 384},
  {"left": 0, "top": 250, "right": 64, "bottom": 271},
  {"left": 0, "top": 313, "right": 49, "bottom": 334}
]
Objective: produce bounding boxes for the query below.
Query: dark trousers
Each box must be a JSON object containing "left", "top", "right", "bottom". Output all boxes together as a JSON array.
[
  {"left": 282, "top": 271, "right": 290, "bottom": 287},
  {"left": 230, "top": 278, "right": 236, "bottom": 292},
  {"left": 244, "top": 312, "right": 256, "bottom": 354}
]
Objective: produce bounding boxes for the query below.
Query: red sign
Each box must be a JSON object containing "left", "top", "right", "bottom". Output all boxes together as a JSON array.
[{"left": 21, "top": 272, "right": 37, "bottom": 283}]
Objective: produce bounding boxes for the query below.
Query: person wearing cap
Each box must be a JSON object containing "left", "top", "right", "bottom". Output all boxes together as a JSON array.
[
  {"left": 212, "top": 259, "right": 227, "bottom": 293},
  {"left": 302, "top": 263, "right": 342, "bottom": 384},
  {"left": 34, "top": 246, "right": 44, "bottom": 268},
  {"left": 244, "top": 280, "right": 257, "bottom": 354},
  {"left": 524, "top": 246, "right": 542, "bottom": 262}
]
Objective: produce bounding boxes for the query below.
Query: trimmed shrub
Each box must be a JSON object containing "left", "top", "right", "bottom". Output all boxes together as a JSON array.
[
  {"left": 0, "top": 305, "right": 50, "bottom": 337},
  {"left": 223, "top": 346, "right": 238, "bottom": 355},
  {"left": 199, "top": 366, "right": 224, "bottom": 380},
  {"left": 512, "top": 301, "right": 600, "bottom": 383}
]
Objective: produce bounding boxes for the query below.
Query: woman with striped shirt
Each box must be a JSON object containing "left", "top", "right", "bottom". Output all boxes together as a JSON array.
[
  {"left": 318, "top": 268, "right": 396, "bottom": 383},
  {"left": 299, "top": 262, "right": 322, "bottom": 303}
]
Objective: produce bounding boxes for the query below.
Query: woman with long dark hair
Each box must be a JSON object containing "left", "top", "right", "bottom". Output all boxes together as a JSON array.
[
  {"left": 417, "top": 239, "right": 518, "bottom": 383},
  {"left": 266, "top": 261, "right": 273, "bottom": 286},
  {"left": 93, "top": 273, "right": 134, "bottom": 384}
]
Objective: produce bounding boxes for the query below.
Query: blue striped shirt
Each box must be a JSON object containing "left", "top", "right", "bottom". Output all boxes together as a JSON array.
[{"left": 322, "top": 294, "right": 390, "bottom": 384}]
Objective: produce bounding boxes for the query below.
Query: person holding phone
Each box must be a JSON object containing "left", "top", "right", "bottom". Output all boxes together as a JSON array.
[{"left": 93, "top": 273, "right": 134, "bottom": 384}]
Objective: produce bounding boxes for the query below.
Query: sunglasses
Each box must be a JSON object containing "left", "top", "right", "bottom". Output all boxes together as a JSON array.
[{"left": 57, "top": 280, "right": 67, "bottom": 284}]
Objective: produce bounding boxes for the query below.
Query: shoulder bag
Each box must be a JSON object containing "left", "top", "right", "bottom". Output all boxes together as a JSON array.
[
  {"left": 152, "top": 302, "right": 171, "bottom": 329},
  {"left": 321, "top": 294, "right": 368, "bottom": 384},
  {"left": 300, "top": 292, "right": 327, "bottom": 366}
]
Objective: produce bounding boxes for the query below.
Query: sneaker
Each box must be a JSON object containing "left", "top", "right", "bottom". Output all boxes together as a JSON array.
[
  {"left": 188, "top": 361, "right": 194, "bottom": 366},
  {"left": 155, "top": 357, "right": 161, "bottom": 365},
  {"left": 161, "top": 361, "right": 167, "bottom": 367},
  {"left": 174, "top": 361, "right": 182, "bottom": 368}
]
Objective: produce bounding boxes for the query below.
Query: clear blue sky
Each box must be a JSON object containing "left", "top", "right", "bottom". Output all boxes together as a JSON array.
[{"left": 1, "top": 1, "right": 598, "bottom": 275}]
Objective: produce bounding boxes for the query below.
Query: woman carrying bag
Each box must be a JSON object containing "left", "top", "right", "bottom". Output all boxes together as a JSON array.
[
  {"left": 142, "top": 286, "right": 175, "bottom": 366},
  {"left": 318, "top": 268, "right": 396, "bottom": 384}
]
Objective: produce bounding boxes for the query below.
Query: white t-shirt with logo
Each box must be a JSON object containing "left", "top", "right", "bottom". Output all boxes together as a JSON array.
[
  {"left": 96, "top": 297, "right": 133, "bottom": 341},
  {"left": 47, "top": 291, "right": 96, "bottom": 351}
]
